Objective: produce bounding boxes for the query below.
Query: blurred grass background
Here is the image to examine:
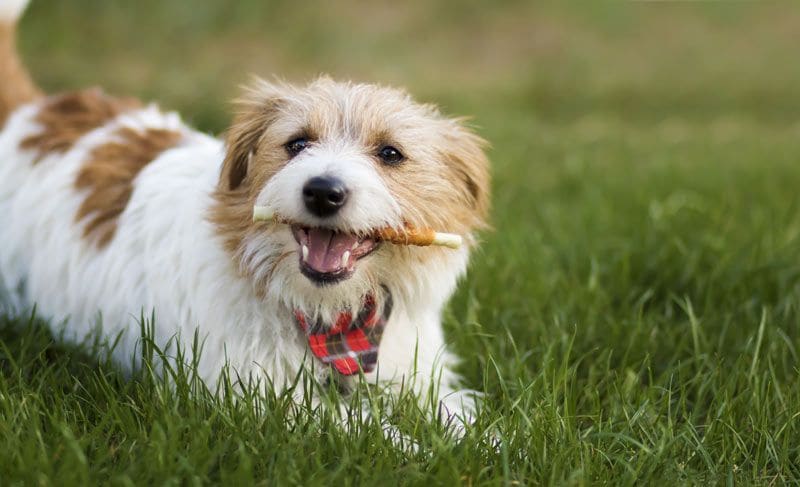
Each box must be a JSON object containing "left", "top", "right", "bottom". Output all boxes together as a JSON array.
[
  {"left": 4, "top": 0, "right": 800, "bottom": 484},
  {"left": 21, "top": 0, "right": 800, "bottom": 129}
]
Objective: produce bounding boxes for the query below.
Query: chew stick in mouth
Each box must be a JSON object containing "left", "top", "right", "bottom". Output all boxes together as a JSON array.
[{"left": 252, "top": 205, "right": 463, "bottom": 249}]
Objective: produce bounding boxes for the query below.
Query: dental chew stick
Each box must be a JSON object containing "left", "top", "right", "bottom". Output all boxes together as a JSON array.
[
  {"left": 252, "top": 205, "right": 276, "bottom": 222},
  {"left": 375, "top": 227, "right": 463, "bottom": 249},
  {"left": 252, "top": 205, "right": 463, "bottom": 249}
]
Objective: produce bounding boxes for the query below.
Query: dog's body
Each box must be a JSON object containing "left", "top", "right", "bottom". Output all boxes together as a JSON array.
[{"left": 0, "top": 1, "right": 490, "bottom": 422}]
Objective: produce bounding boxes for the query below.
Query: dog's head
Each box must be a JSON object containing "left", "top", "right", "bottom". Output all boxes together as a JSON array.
[{"left": 211, "top": 77, "right": 489, "bottom": 316}]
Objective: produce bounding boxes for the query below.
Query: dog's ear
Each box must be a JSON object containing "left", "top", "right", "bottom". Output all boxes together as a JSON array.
[
  {"left": 220, "top": 80, "right": 285, "bottom": 191},
  {"left": 443, "top": 121, "right": 491, "bottom": 226}
]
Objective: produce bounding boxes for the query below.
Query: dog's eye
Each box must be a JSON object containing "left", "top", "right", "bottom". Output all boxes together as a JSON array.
[
  {"left": 377, "top": 145, "right": 404, "bottom": 165},
  {"left": 285, "top": 138, "right": 309, "bottom": 157}
]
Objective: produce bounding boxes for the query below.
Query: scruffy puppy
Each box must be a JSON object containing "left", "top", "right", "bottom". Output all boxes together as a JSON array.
[{"left": 0, "top": 1, "right": 489, "bottom": 425}]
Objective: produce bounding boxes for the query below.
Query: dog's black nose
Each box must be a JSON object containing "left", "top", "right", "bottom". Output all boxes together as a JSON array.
[{"left": 302, "top": 176, "right": 349, "bottom": 217}]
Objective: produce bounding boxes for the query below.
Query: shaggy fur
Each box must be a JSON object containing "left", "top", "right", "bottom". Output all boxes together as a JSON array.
[
  {"left": 20, "top": 89, "right": 142, "bottom": 162},
  {"left": 75, "top": 126, "right": 184, "bottom": 247},
  {"left": 0, "top": 2, "right": 491, "bottom": 426}
]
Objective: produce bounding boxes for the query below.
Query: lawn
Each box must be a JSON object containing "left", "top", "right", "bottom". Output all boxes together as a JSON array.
[{"left": 2, "top": 1, "right": 800, "bottom": 484}]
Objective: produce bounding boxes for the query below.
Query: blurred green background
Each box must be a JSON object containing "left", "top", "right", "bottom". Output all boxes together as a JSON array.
[{"left": 21, "top": 0, "right": 800, "bottom": 130}]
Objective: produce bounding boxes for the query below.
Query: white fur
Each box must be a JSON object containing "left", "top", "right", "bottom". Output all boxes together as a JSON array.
[
  {"left": 257, "top": 144, "right": 403, "bottom": 234},
  {"left": 0, "top": 0, "right": 30, "bottom": 21},
  {"left": 0, "top": 99, "right": 477, "bottom": 424}
]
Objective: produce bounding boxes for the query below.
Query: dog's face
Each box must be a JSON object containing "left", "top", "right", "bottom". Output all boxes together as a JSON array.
[{"left": 211, "top": 77, "right": 489, "bottom": 314}]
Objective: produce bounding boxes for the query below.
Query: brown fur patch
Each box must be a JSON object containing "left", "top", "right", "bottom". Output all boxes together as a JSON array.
[
  {"left": 20, "top": 88, "right": 141, "bottom": 161},
  {"left": 75, "top": 127, "right": 183, "bottom": 247},
  {"left": 210, "top": 87, "right": 287, "bottom": 256},
  {"left": 0, "top": 22, "right": 41, "bottom": 126}
]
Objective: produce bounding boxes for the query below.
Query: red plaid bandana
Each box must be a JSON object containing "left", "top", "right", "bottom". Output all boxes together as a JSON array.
[{"left": 293, "top": 292, "right": 393, "bottom": 376}]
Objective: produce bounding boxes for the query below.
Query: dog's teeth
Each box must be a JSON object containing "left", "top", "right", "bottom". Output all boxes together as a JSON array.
[
  {"left": 302, "top": 245, "right": 309, "bottom": 262},
  {"left": 341, "top": 250, "right": 351, "bottom": 267},
  {"left": 351, "top": 242, "right": 359, "bottom": 250}
]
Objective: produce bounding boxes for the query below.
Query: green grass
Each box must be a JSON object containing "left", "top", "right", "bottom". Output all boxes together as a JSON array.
[{"left": 3, "top": 1, "right": 800, "bottom": 484}]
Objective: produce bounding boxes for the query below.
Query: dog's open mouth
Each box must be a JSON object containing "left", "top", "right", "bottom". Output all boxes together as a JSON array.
[{"left": 292, "top": 226, "right": 378, "bottom": 285}]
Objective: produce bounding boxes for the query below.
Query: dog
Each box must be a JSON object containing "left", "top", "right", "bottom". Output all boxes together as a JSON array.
[{"left": 0, "top": 0, "right": 490, "bottom": 427}]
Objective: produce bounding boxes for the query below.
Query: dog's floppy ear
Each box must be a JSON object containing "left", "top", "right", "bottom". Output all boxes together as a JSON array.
[
  {"left": 220, "top": 80, "right": 285, "bottom": 191},
  {"left": 443, "top": 121, "right": 491, "bottom": 226}
]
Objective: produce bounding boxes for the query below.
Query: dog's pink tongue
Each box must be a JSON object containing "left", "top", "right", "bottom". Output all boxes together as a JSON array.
[{"left": 305, "top": 228, "right": 359, "bottom": 273}]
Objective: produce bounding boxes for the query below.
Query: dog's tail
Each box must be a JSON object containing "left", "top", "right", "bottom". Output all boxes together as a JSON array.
[{"left": 0, "top": 0, "right": 40, "bottom": 125}]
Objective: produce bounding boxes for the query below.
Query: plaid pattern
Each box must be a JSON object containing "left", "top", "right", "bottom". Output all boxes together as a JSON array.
[{"left": 294, "top": 292, "right": 393, "bottom": 376}]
